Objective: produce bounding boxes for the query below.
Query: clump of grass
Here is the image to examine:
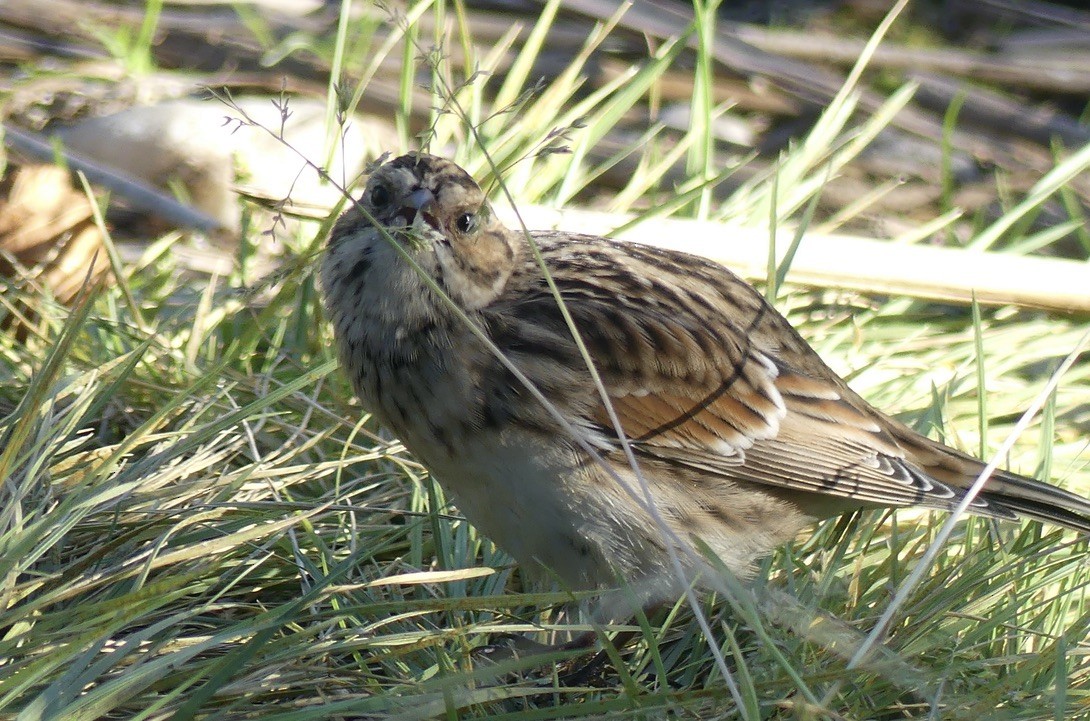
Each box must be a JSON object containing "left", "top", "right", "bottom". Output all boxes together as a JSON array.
[{"left": 1, "top": 1, "right": 1088, "bottom": 719}]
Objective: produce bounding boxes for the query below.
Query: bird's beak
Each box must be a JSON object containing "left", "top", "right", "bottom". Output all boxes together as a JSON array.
[{"left": 405, "top": 188, "right": 439, "bottom": 230}]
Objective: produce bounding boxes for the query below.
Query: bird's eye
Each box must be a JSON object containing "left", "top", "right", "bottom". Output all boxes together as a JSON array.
[
  {"left": 455, "top": 212, "right": 478, "bottom": 234},
  {"left": 370, "top": 183, "right": 391, "bottom": 208}
]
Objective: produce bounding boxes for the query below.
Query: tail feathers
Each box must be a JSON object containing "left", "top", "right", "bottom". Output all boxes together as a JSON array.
[
  {"left": 918, "top": 446, "right": 1090, "bottom": 532},
  {"left": 977, "top": 467, "right": 1090, "bottom": 533},
  {"left": 893, "top": 431, "right": 1090, "bottom": 532}
]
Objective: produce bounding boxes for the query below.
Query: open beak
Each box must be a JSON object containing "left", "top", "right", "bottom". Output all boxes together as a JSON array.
[{"left": 400, "top": 188, "right": 439, "bottom": 229}]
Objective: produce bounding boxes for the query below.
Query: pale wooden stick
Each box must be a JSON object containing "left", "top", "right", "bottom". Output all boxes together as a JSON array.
[{"left": 498, "top": 205, "right": 1090, "bottom": 313}]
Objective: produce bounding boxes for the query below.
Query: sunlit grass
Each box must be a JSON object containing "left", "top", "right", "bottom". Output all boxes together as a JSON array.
[{"left": 1, "top": 0, "right": 1088, "bottom": 719}]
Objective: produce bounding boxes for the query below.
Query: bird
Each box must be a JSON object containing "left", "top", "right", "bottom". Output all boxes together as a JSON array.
[{"left": 321, "top": 151, "right": 1090, "bottom": 610}]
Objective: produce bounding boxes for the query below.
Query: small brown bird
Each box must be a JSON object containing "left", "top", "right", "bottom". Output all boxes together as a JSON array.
[{"left": 321, "top": 152, "right": 1090, "bottom": 607}]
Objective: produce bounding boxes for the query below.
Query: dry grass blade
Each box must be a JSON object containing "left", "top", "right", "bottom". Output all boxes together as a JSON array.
[{"left": 498, "top": 204, "right": 1090, "bottom": 312}]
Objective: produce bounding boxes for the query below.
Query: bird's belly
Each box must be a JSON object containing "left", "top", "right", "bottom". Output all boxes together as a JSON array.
[
  {"left": 350, "top": 350, "right": 776, "bottom": 602},
  {"left": 350, "top": 353, "right": 618, "bottom": 588},
  {"left": 416, "top": 434, "right": 618, "bottom": 591}
]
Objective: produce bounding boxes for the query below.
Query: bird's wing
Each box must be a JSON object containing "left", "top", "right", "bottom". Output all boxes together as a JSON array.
[
  {"left": 613, "top": 320, "right": 1090, "bottom": 530},
  {"left": 515, "top": 235, "right": 1013, "bottom": 519},
  {"left": 601, "top": 349, "right": 999, "bottom": 515}
]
